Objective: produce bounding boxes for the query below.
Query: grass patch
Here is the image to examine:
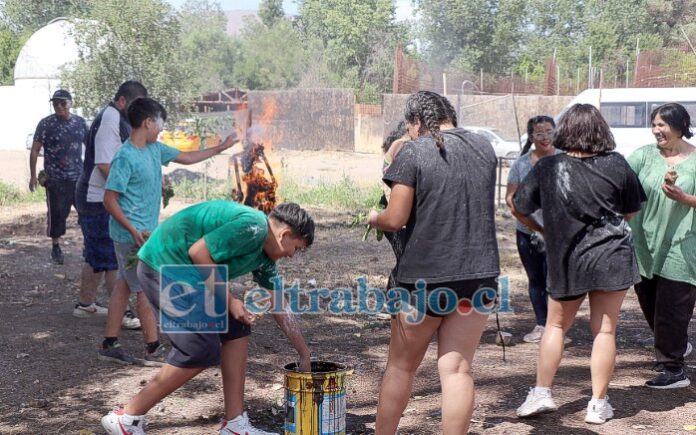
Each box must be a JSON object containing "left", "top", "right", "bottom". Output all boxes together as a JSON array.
[
  {"left": 0, "top": 181, "right": 46, "bottom": 206},
  {"left": 172, "top": 178, "right": 233, "bottom": 201},
  {"left": 279, "top": 174, "right": 383, "bottom": 210}
]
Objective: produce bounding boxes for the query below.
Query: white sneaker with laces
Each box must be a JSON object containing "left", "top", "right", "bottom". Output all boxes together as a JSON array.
[
  {"left": 584, "top": 396, "right": 614, "bottom": 424},
  {"left": 219, "top": 411, "right": 278, "bottom": 435},
  {"left": 122, "top": 310, "right": 141, "bottom": 329},
  {"left": 73, "top": 302, "right": 108, "bottom": 318},
  {"left": 101, "top": 407, "right": 146, "bottom": 434},
  {"left": 516, "top": 387, "right": 558, "bottom": 417},
  {"left": 523, "top": 325, "right": 545, "bottom": 343}
]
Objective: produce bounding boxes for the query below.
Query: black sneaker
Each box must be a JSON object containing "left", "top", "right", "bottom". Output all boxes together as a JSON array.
[
  {"left": 51, "top": 244, "right": 64, "bottom": 265},
  {"left": 645, "top": 369, "right": 691, "bottom": 389}
]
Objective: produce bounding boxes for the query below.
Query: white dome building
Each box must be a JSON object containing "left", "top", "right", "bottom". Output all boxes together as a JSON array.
[
  {"left": 0, "top": 18, "right": 80, "bottom": 151},
  {"left": 13, "top": 17, "right": 80, "bottom": 93}
]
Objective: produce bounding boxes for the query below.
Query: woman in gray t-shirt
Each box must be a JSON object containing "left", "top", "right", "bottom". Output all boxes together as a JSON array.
[{"left": 506, "top": 115, "right": 558, "bottom": 343}]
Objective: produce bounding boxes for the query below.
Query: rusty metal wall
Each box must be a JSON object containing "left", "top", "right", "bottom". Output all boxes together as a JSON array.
[{"left": 247, "top": 89, "right": 355, "bottom": 151}]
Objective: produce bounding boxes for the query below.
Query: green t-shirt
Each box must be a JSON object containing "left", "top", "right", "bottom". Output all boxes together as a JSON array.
[
  {"left": 138, "top": 200, "right": 278, "bottom": 289},
  {"left": 627, "top": 144, "right": 696, "bottom": 285}
]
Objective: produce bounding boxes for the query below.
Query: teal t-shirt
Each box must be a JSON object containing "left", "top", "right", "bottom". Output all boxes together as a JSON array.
[
  {"left": 138, "top": 200, "right": 278, "bottom": 289},
  {"left": 627, "top": 144, "right": 696, "bottom": 286},
  {"left": 105, "top": 139, "right": 180, "bottom": 243}
]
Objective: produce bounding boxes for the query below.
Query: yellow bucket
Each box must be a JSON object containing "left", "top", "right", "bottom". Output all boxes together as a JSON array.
[{"left": 284, "top": 361, "right": 348, "bottom": 435}]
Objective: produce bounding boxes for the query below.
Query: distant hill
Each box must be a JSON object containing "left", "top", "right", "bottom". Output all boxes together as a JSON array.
[{"left": 224, "top": 10, "right": 260, "bottom": 36}]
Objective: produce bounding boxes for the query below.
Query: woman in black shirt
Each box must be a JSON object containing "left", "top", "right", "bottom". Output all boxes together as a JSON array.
[
  {"left": 513, "top": 104, "right": 645, "bottom": 424},
  {"left": 369, "top": 91, "right": 500, "bottom": 434}
]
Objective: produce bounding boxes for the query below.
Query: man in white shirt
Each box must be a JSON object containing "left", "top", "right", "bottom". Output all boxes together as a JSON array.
[{"left": 73, "top": 81, "right": 147, "bottom": 331}]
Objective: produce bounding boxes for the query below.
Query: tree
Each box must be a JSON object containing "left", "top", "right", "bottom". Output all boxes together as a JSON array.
[
  {"left": 0, "top": 0, "right": 93, "bottom": 33},
  {"left": 178, "top": 0, "right": 237, "bottom": 94},
  {"left": 258, "top": 0, "right": 284, "bottom": 28},
  {"left": 298, "top": 0, "right": 397, "bottom": 80},
  {"left": 62, "top": 0, "right": 195, "bottom": 118},
  {"left": 232, "top": 20, "right": 308, "bottom": 90},
  {"left": 0, "top": 24, "right": 25, "bottom": 85}
]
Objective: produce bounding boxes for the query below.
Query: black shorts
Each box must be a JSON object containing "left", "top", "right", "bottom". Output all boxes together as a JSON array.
[
  {"left": 45, "top": 179, "right": 76, "bottom": 238},
  {"left": 398, "top": 277, "right": 498, "bottom": 318},
  {"left": 137, "top": 262, "right": 251, "bottom": 368}
]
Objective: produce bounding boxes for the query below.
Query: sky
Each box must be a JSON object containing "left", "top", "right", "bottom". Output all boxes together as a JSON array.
[{"left": 164, "top": 0, "right": 415, "bottom": 21}]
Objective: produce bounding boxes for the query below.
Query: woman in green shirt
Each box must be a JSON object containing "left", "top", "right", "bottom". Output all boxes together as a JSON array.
[{"left": 628, "top": 102, "right": 696, "bottom": 389}]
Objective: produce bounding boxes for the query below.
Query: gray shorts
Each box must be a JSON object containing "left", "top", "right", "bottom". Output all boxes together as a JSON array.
[
  {"left": 137, "top": 262, "right": 251, "bottom": 368},
  {"left": 113, "top": 241, "right": 142, "bottom": 292}
]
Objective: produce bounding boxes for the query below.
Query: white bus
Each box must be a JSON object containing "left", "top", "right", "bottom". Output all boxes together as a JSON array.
[{"left": 562, "top": 87, "right": 696, "bottom": 156}]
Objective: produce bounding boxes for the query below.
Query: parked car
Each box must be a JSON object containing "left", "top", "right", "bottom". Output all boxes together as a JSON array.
[{"left": 466, "top": 126, "right": 521, "bottom": 159}]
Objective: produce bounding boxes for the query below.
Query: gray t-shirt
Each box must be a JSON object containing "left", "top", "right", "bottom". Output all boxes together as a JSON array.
[
  {"left": 383, "top": 129, "right": 500, "bottom": 284},
  {"left": 507, "top": 150, "right": 560, "bottom": 234},
  {"left": 87, "top": 105, "right": 124, "bottom": 202}
]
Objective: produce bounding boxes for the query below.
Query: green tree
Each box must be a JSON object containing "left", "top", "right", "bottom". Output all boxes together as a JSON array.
[
  {"left": 232, "top": 20, "right": 308, "bottom": 89},
  {"left": 178, "top": 0, "right": 237, "bottom": 94},
  {"left": 62, "top": 0, "right": 195, "bottom": 118},
  {"left": 298, "top": 0, "right": 399, "bottom": 93},
  {"left": 0, "top": 0, "right": 93, "bottom": 33},
  {"left": 0, "top": 24, "right": 25, "bottom": 84},
  {"left": 258, "top": 0, "right": 284, "bottom": 28}
]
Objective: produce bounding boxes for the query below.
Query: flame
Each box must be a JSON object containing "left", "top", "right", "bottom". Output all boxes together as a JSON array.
[{"left": 258, "top": 97, "right": 278, "bottom": 130}]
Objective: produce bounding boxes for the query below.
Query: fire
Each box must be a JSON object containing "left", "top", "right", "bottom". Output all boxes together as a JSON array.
[{"left": 228, "top": 97, "right": 280, "bottom": 214}]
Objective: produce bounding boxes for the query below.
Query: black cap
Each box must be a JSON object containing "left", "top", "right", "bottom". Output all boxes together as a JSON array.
[{"left": 50, "top": 89, "right": 72, "bottom": 102}]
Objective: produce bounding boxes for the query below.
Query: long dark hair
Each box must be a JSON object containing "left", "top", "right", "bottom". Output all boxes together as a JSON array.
[
  {"left": 382, "top": 121, "right": 408, "bottom": 153},
  {"left": 651, "top": 103, "right": 693, "bottom": 139},
  {"left": 553, "top": 104, "right": 615, "bottom": 153},
  {"left": 521, "top": 115, "right": 555, "bottom": 155},
  {"left": 404, "top": 91, "right": 457, "bottom": 150}
]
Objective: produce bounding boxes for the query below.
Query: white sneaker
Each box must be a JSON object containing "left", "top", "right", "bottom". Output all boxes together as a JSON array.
[
  {"left": 101, "top": 407, "right": 146, "bottom": 434},
  {"left": 584, "top": 397, "right": 614, "bottom": 424},
  {"left": 73, "top": 302, "right": 108, "bottom": 318},
  {"left": 122, "top": 310, "right": 141, "bottom": 329},
  {"left": 685, "top": 341, "right": 693, "bottom": 358},
  {"left": 516, "top": 387, "right": 558, "bottom": 417},
  {"left": 219, "top": 411, "right": 278, "bottom": 435},
  {"left": 523, "top": 325, "right": 545, "bottom": 343}
]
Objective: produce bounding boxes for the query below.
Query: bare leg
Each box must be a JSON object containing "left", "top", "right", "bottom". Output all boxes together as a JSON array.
[
  {"left": 104, "top": 269, "right": 117, "bottom": 296},
  {"left": 375, "top": 313, "right": 441, "bottom": 434},
  {"left": 104, "top": 279, "right": 130, "bottom": 337},
  {"left": 124, "top": 364, "right": 204, "bottom": 415},
  {"left": 588, "top": 290, "right": 627, "bottom": 399},
  {"left": 437, "top": 310, "right": 489, "bottom": 434},
  {"left": 221, "top": 337, "right": 249, "bottom": 419},
  {"left": 137, "top": 291, "right": 159, "bottom": 344},
  {"left": 79, "top": 263, "right": 101, "bottom": 305},
  {"left": 536, "top": 296, "right": 584, "bottom": 387}
]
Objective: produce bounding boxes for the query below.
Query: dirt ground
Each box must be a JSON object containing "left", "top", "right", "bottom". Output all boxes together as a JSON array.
[{"left": 0, "top": 197, "right": 695, "bottom": 434}]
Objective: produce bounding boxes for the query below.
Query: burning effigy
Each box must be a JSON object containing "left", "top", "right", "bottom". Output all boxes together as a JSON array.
[{"left": 228, "top": 99, "right": 279, "bottom": 214}]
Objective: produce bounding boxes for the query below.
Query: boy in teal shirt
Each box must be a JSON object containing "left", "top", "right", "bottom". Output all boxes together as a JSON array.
[
  {"left": 101, "top": 97, "right": 238, "bottom": 365},
  {"left": 101, "top": 201, "right": 314, "bottom": 435}
]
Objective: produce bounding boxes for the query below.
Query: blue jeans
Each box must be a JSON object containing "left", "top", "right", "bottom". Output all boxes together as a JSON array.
[{"left": 516, "top": 230, "right": 548, "bottom": 326}]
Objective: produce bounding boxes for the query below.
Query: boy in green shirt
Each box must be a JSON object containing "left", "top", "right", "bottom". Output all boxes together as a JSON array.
[
  {"left": 101, "top": 97, "right": 238, "bottom": 365},
  {"left": 102, "top": 201, "right": 314, "bottom": 435}
]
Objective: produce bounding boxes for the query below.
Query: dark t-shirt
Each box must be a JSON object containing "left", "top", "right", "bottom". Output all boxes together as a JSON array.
[
  {"left": 383, "top": 128, "right": 500, "bottom": 284},
  {"left": 513, "top": 152, "right": 646, "bottom": 297},
  {"left": 33, "top": 114, "right": 87, "bottom": 181}
]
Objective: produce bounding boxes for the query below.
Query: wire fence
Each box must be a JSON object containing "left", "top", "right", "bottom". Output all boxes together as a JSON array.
[{"left": 393, "top": 46, "right": 696, "bottom": 97}]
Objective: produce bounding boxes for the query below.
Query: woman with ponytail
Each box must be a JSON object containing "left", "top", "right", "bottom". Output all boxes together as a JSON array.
[
  {"left": 505, "top": 115, "right": 558, "bottom": 343},
  {"left": 368, "top": 91, "right": 500, "bottom": 434}
]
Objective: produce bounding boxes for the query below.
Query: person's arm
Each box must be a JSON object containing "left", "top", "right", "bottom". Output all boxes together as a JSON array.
[
  {"left": 96, "top": 163, "right": 111, "bottom": 179},
  {"left": 367, "top": 183, "right": 415, "bottom": 232},
  {"left": 505, "top": 183, "right": 518, "bottom": 210},
  {"left": 270, "top": 290, "right": 311, "bottom": 372},
  {"left": 511, "top": 206, "right": 544, "bottom": 233},
  {"left": 188, "top": 237, "right": 256, "bottom": 325},
  {"left": 103, "top": 189, "right": 145, "bottom": 246},
  {"left": 29, "top": 141, "right": 43, "bottom": 192},
  {"left": 662, "top": 184, "right": 696, "bottom": 208},
  {"left": 173, "top": 133, "right": 238, "bottom": 165}
]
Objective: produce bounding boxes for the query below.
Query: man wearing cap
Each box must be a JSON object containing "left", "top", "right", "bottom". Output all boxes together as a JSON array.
[{"left": 29, "top": 89, "right": 88, "bottom": 265}]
